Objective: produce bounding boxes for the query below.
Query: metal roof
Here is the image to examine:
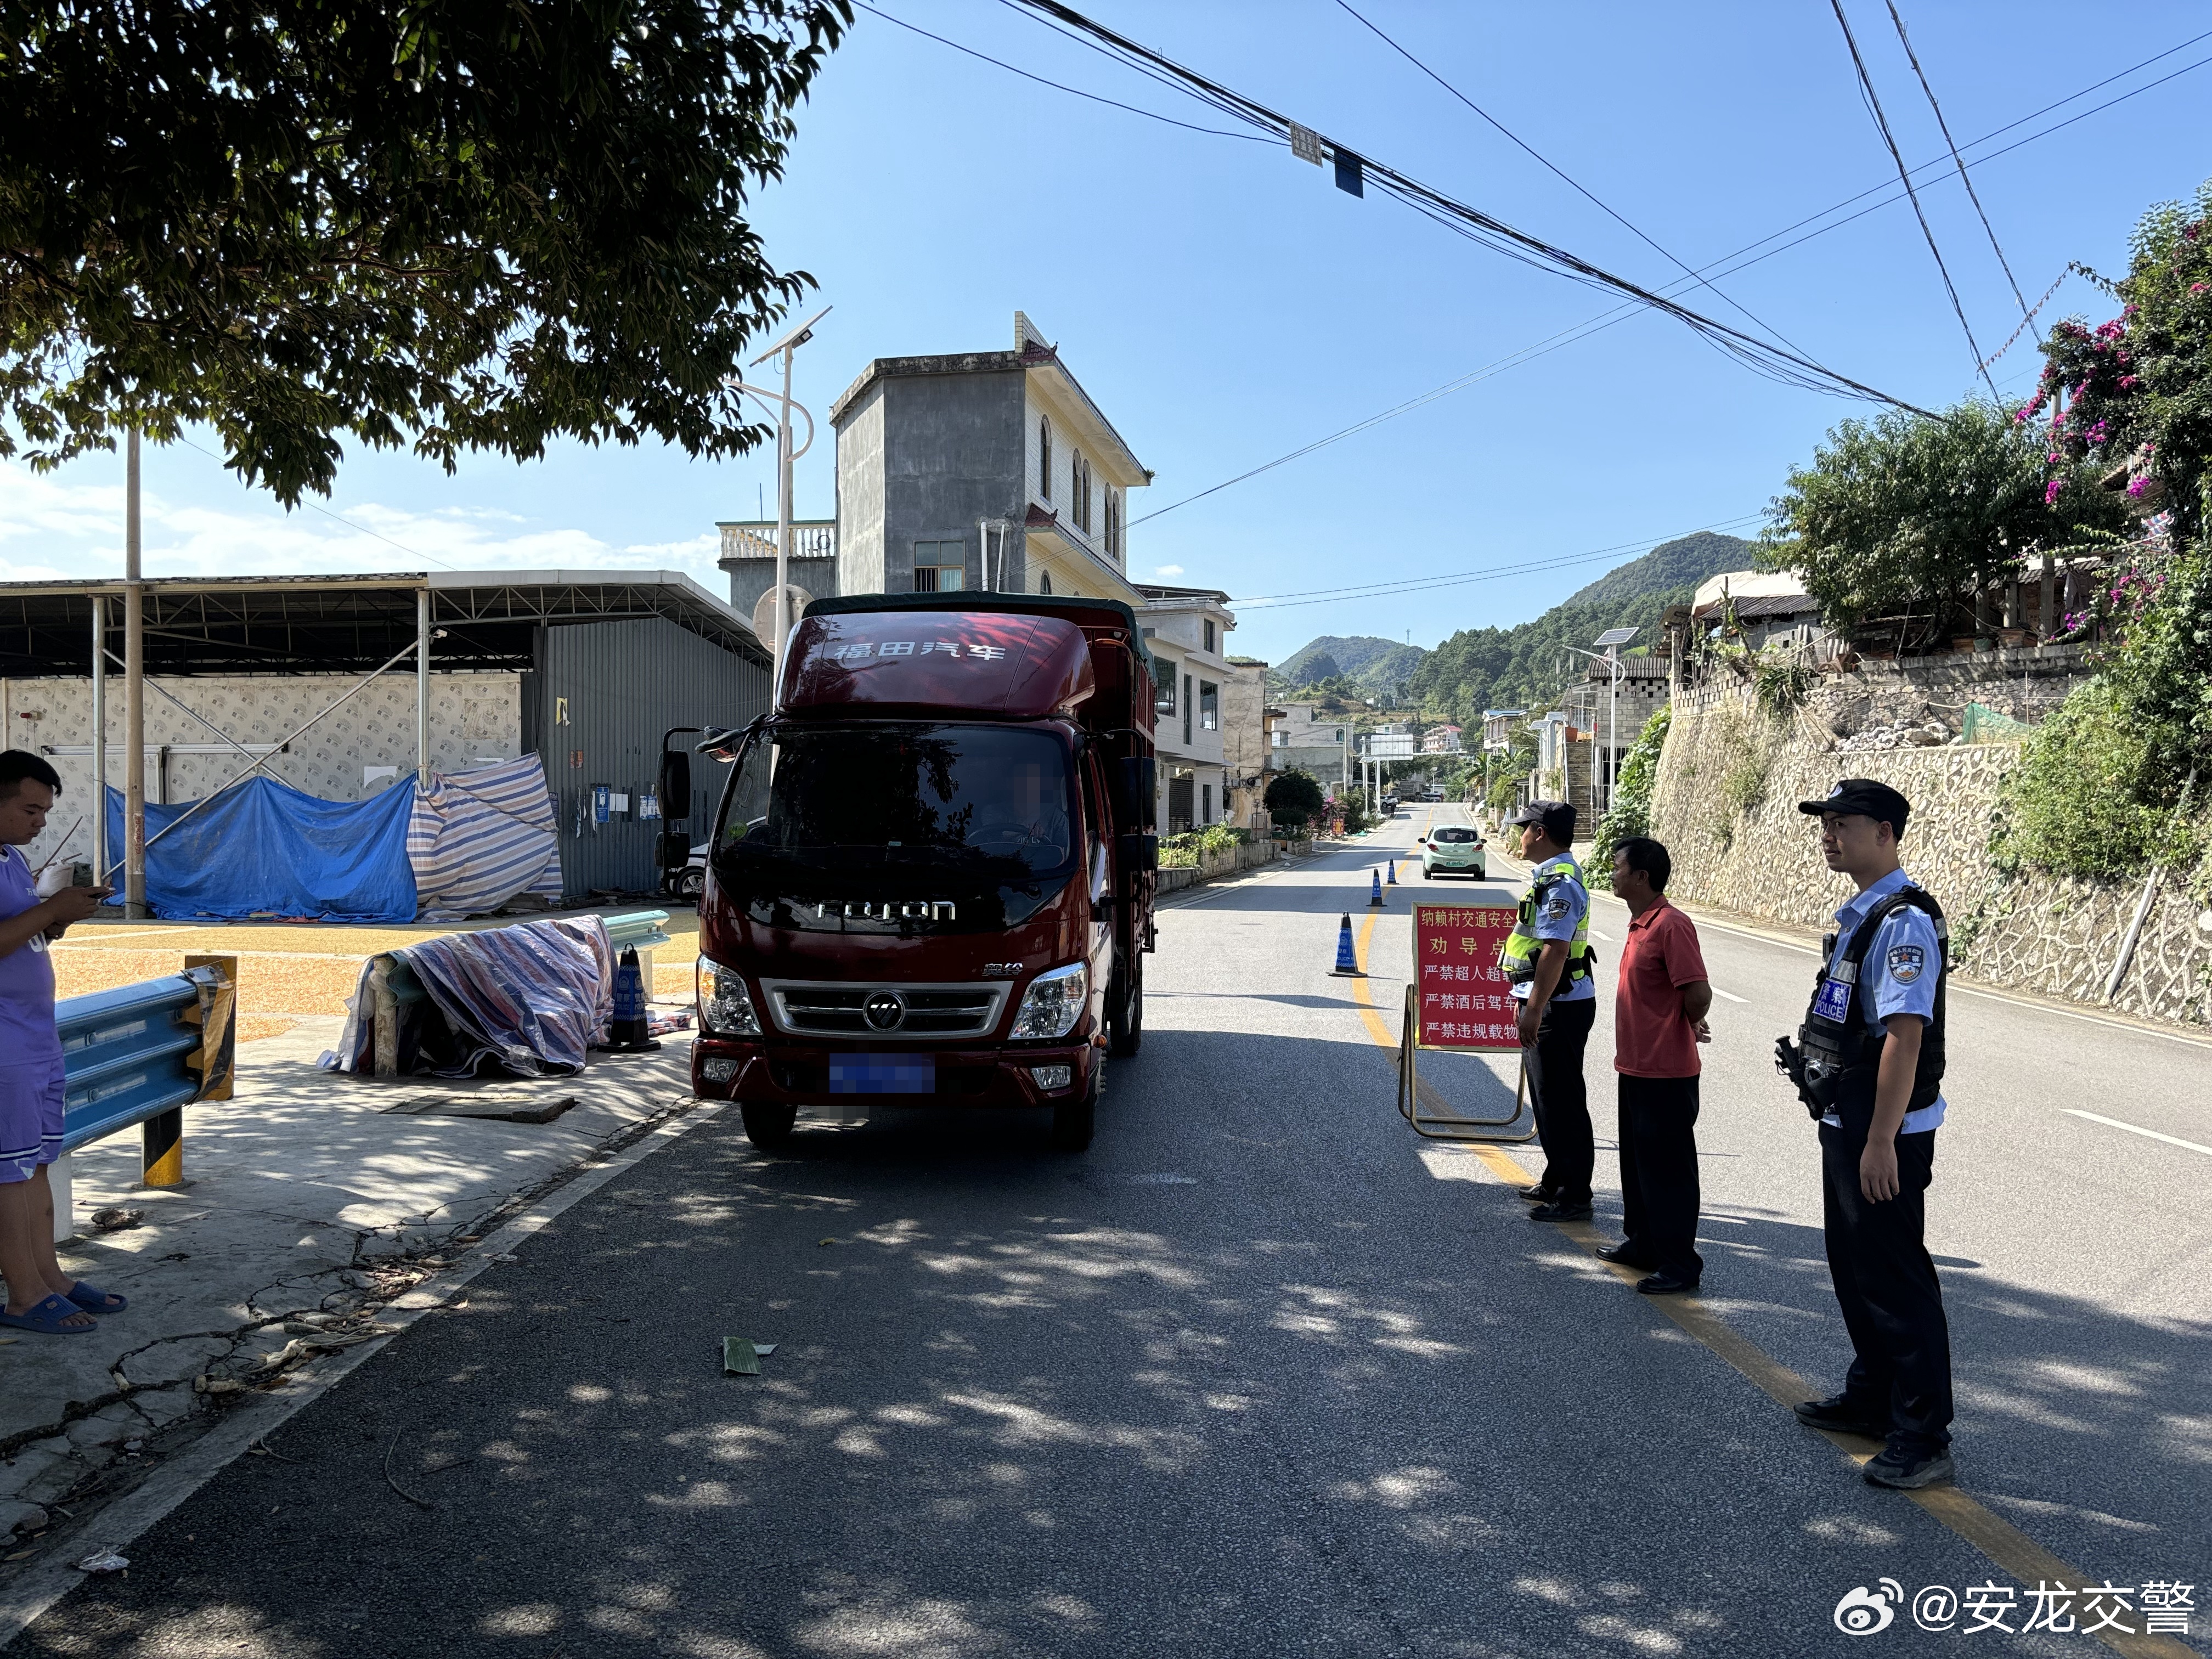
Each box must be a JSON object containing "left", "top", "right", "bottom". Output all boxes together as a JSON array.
[{"left": 0, "top": 569, "right": 765, "bottom": 678}]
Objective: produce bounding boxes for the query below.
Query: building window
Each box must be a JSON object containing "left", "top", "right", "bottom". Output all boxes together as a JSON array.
[
  {"left": 912, "top": 540, "right": 965, "bottom": 591},
  {"left": 1072, "top": 452, "right": 1092, "bottom": 533},
  {"left": 1199, "top": 680, "right": 1219, "bottom": 732},
  {"left": 1039, "top": 417, "right": 1052, "bottom": 502},
  {"left": 1271, "top": 730, "right": 1286, "bottom": 748},
  {"left": 1201, "top": 783, "right": 1214, "bottom": 825},
  {"left": 1039, "top": 571, "right": 1052, "bottom": 596},
  {"left": 1183, "top": 674, "right": 1193, "bottom": 747},
  {"left": 1334, "top": 729, "right": 1344, "bottom": 743},
  {"left": 1203, "top": 619, "right": 1216, "bottom": 653},
  {"left": 1153, "top": 655, "right": 1177, "bottom": 715},
  {"left": 1105, "top": 491, "right": 1121, "bottom": 561}
]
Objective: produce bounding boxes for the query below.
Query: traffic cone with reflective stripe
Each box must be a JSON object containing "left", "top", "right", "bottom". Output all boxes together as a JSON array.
[
  {"left": 1386, "top": 859, "right": 1398, "bottom": 885},
  {"left": 1368, "top": 868, "right": 1386, "bottom": 908},
  {"left": 1330, "top": 913, "right": 1362, "bottom": 976}
]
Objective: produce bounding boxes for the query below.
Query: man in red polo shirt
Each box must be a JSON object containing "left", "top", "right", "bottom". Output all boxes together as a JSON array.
[{"left": 1599, "top": 837, "right": 1713, "bottom": 1295}]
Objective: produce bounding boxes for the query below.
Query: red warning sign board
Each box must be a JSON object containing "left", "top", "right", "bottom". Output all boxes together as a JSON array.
[{"left": 1413, "top": 902, "right": 1521, "bottom": 1051}]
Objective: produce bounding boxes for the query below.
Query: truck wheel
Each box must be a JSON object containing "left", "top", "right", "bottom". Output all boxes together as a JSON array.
[
  {"left": 1108, "top": 952, "right": 1143, "bottom": 1058},
  {"left": 1050, "top": 1075, "right": 1097, "bottom": 1153},
  {"left": 740, "top": 1103, "right": 797, "bottom": 1149}
]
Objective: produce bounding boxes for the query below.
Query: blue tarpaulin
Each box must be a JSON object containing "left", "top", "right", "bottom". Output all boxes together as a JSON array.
[{"left": 105, "top": 776, "right": 419, "bottom": 923}]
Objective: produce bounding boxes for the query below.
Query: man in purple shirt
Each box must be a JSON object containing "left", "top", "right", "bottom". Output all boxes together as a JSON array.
[{"left": 0, "top": 752, "right": 119, "bottom": 1335}]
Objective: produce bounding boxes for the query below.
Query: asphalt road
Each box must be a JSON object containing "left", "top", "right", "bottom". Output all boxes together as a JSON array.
[{"left": 14, "top": 814, "right": 2209, "bottom": 1658}]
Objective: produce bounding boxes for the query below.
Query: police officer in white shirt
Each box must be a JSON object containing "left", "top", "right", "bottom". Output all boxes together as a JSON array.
[{"left": 1777, "top": 780, "right": 1955, "bottom": 1490}]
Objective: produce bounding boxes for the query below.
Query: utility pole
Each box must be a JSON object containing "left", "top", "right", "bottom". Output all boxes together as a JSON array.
[{"left": 123, "top": 430, "right": 147, "bottom": 918}]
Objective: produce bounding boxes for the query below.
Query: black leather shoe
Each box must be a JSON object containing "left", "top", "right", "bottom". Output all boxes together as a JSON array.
[
  {"left": 1595, "top": 1243, "right": 1656, "bottom": 1268},
  {"left": 1517, "top": 1183, "right": 1555, "bottom": 1203},
  {"left": 1635, "top": 1271, "right": 1700, "bottom": 1295},
  {"left": 1528, "top": 1199, "right": 1593, "bottom": 1222},
  {"left": 1863, "top": 1442, "right": 1955, "bottom": 1489},
  {"left": 1794, "top": 1395, "right": 1888, "bottom": 1438}
]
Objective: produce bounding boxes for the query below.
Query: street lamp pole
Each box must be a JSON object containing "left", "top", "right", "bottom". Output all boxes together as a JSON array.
[{"left": 733, "top": 304, "right": 831, "bottom": 705}]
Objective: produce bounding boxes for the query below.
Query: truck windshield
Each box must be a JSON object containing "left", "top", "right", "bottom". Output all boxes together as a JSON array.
[{"left": 716, "top": 723, "right": 1077, "bottom": 881}]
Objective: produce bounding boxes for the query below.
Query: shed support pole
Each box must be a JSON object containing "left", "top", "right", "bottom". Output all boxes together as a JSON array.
[
  {"left": 91, "top": 595, "right": 107, "bottom": 889},
  {"left": 416, "top": 587, "right": 431, "bottom": 783},
  {"left": 124, "top": 430, "right": 148, "bottom": 919}
]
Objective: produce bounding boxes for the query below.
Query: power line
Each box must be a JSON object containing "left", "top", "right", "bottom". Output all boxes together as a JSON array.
[
  {"left": 850, "top": 2, "right": 1267, "bottom": 141},
  {"left": 1136, "top": 40, "right": 2212, "bottom": 526},
  {"left": 1332, "top": 0, "right": 1809, "bottom": 362},
  {"left": 1229, "top": 515, "right": 1768, "bottom": 610},
  {"left": 1828, "top": 0, "right": 1997, "bottom": 398},
  {"left": 1001, "top": 0, "right": 1928, "bottom": 415},
  {"left": 173, "top": 432, "right": 461, "bottom": 570},
  {"left": 1883, "top": 0, "right": 2032, "bottom": 320}
]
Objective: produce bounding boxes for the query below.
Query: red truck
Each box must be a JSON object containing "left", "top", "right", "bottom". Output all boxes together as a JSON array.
[{"left": 687, "top": 594, "right": 1158, "bottom": 1151}]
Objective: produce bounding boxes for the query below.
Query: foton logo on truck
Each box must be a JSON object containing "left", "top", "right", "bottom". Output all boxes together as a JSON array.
[{"left": 689, "top": 596, "right": 1159, "bottom": 1154}]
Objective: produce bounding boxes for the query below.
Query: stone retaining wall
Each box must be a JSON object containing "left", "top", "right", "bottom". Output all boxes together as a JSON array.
[
  {"left": 1157, "top": 838, "right": 1305, "bottom": 892},
  {"left": 1650, "top": 683, "right": 2212, "bottom": 1028}
]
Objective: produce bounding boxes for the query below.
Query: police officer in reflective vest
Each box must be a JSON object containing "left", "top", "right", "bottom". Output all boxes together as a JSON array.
[
  {"left": 1776, "top": 779, "right": 1955, "bottom": 1490},
  {"left": 1502, "top": 800, "right": 1598, "bottom": 1222}
]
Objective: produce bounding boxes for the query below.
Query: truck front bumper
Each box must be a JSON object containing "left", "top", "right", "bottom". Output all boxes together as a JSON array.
[{"left": 691, "top": 1037, "right": 1099, "bottom": 1109}]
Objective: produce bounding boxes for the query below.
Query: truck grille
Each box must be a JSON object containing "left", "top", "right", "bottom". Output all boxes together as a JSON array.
[{"left": 760, "top": 980, "right": 1009, "bottom": 1040}]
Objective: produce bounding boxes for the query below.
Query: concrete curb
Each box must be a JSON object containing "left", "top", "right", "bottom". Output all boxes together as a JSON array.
[{"left": 0, "top": 1099, "right": 729, "bottom": 1652}]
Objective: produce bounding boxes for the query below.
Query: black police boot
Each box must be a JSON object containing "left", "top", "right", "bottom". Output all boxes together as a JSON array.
[
  {"left": 1516, "top": 1183, "right": 1555, "bottom": 1203},
  {"left": 1793, "top": 1395, "right": 1888, "bottom": 1438},
  {"left": 1528, "top": 1198, "right": 1593, "bottom": 1223},
  {"left": 1863, "top": 1439, "right": 1955, "bottom": 1489},
  {"left": 1634, "top": 1270, "right": 1700, "bottom": 1296},
  {"left": 1595, "top": 1242, "right": 1656, "bottom": 1268}
]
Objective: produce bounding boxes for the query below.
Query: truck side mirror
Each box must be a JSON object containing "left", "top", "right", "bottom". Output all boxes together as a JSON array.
[
  {"left": 1117, "top": 833, "right": 1158, "bottom": 874},
  {"left": 1115, "top": 757, "right": 1156, "bottom": 829},
  {"left": 659, "top": 751, "right": 692, "bottom": 822}
]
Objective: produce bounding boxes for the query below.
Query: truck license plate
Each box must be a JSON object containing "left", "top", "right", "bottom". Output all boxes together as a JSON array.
[{"left": 828, "top": 1054, "right": 934, "bottom": 1095}]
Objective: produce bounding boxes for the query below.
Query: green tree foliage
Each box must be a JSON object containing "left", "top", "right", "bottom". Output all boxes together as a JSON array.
[
  {"left": 1558, "top": 529, "right": 1751, "bottom": 610},
  {"left": 2030, "top": 178, "right": 2212, "bottom": 537},
  {"left": 1761, "top": 399, "right": 2125, "bottom": 649},
  {"left": 1, "top": 0, "right": 849, "bottom": 504},
  {"left": 1591, "top": 704, "right": 1670, "bottom": 872},
  {"left": 1263, "top": 769, "right": 1326, "bottom": 825}
]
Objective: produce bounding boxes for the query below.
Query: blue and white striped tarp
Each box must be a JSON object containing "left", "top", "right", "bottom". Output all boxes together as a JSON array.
[{"left": 408, "top": 757, "right": 564, "bottom": 921}]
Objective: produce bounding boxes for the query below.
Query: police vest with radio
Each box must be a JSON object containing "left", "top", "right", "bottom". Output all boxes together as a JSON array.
[
  {"left": 1774, "top": 885, "right": 1948, "bottom": 1134},
  {"left": 1499, "top": 855, "right": 1596, "bottom": 990}
]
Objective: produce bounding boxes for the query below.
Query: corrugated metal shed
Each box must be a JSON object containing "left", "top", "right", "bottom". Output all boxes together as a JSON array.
[{"left": 533, "top": 617, "right": 769, "bottom": 898}]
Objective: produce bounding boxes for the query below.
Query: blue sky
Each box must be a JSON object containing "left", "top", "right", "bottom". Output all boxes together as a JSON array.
[{"left": 4, "top": 1, "right": 2208, "bottom": 665}]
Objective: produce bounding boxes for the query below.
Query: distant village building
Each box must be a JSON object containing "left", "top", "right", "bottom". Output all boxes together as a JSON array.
[
  {"left": 1421, "top": 724, "right": 1463, "bottom": 754},
  {"left": 1691, "top": 569, "right": 1822, "bottom": 650}
]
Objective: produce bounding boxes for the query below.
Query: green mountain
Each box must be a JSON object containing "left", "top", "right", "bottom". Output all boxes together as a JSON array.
[
  {"left": 1405, "top": 531, "right": 1753, "bottom": 727},
  {"left": 1561, "top": 529, "right": 1751, "bottom": 610},
  {"left": 1272, "top": 635, "right": 1425, "bottom": 696}
]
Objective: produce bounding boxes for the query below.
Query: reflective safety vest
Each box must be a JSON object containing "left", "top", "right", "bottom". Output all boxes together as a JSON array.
[
  {"left": 1499, "top": 855, "right": 1594, "bottom": 989},
  {"left": 1795, "top": 885, "right": 1948, "bottom": 1126}
]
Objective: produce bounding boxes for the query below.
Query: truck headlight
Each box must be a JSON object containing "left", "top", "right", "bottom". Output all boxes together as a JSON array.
[
  {"left": 697, "top": 955, "right": 761, "bottom": 1037},
  {"left": 1010, "top": 962, "right": 1087, "bottom": 1040}
]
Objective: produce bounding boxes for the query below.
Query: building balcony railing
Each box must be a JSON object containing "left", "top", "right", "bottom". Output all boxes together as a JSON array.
[{"left": 720, "top": 521, "right": 837, "bottom": 565}]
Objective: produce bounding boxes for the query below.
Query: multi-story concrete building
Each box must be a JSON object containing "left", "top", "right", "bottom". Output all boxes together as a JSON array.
[
  {"left": 1138, "top": 583, "right": 1238, "bottom": 833},
  {"left": 1221, "top": 659, "right": 1279, "bottom": 830},
  {"left": 1271, "top": 703, "right": 1351, "bottom": 795},
  {"left": 719, "top": 313, "right": 1152, "bottom": 614},
  {"left": 1562, "top": 656, "right": 1670, "bottom": 811},
  {"left": 1422, "top": 724, "right": 1463, "bottom": 754}
]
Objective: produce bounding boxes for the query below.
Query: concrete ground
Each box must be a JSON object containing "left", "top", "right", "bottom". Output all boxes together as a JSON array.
[
  {"left": 3, "top": 812, "right": 2205, "bottom": 1656},
  {"left": 2, "top": 1018, "right": 697, "bottom": 1551}
]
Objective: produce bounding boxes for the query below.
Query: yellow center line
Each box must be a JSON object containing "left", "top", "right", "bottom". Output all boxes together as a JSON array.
[{"left": 1344, "top": 873, "right": 2194, "bottom": 1658}]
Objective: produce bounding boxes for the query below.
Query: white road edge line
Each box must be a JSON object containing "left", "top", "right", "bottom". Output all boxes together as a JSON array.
[
  {"left": 2063, "top": 1108, "right": 2212, "bottom": 1158},
  {"left": 1709, "top": 988, "right": 1749, "bottom": 1004},
  {"left": 0, "top": 1099, "right": 731, "bottom": 1650}
]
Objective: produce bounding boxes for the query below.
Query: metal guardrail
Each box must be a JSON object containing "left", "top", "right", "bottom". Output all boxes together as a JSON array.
[
  {"left": 605, "top": 909, "right": 672, "bottom": 952},
  {"left": 58, "top": 956, "right": 238, "bottom": 1182}
]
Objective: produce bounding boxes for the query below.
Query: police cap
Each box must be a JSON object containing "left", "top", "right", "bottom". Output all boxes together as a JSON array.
[
  {"left": 1798, "top": 777, "right": 1910, "bottom": 839},
  {"left": 1506, "top": 799, "right": 1577, "bottom": 845}
]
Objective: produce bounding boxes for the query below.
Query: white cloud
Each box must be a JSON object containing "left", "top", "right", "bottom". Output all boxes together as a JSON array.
[
  {"left": 0, "top": 460, "right": 724, "bottom": 589},
  {"left": 1153, "top": 563, "right": 1184, "bottom": 577}
]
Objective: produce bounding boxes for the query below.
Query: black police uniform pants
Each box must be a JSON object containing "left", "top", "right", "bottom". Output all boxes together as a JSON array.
[
  {"left": 1524, "top": 996, "right": 1595, "bottom": 1202},
  {"left": 1617, "top": 1074, "right": 1702, "bottom": 1280},
  {"left": 1820, "top": 1122, "right": 1954, "bottom": 1451}
]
